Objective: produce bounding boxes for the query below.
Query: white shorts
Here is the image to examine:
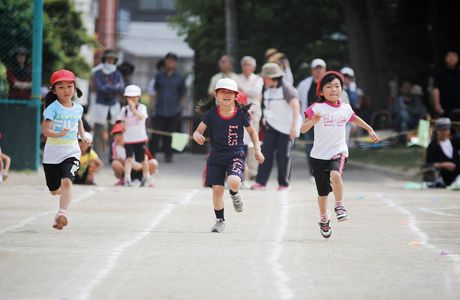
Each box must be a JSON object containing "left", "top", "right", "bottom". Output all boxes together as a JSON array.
[{"left": 91, "top": 102, "right": 121, "bottom": 126}]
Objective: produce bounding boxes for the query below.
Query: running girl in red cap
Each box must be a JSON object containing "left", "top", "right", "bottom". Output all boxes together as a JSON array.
[
  {"left": 42, "top": 69, "right": 91, "bottom": 230},
  {"left": 193, "top": 78, "right": 265, "bottom": 233},
  {"left": 301, "top": 71, "right": 379, "bottom": 238}
]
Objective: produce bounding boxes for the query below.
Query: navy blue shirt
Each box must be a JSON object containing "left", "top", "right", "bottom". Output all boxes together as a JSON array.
[
  {"left": 203, "top": 106, "right": 251, "bottom": 154},
  {"left": 154, "top": 70, "right": 186, "bottom": 117},
  {"left": 93, "top": 70, "right": 125, "bottom": 106}
]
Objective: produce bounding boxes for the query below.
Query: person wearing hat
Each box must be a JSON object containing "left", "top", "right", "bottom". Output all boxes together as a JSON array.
[
  {"left": 74, "top": 132, "right": 104, "bottom": 185},
  {"left": 251, "top": 63, "right": 301, "bottom": 191},
  {"left": 193, "top": 78, "right": 264, "bottom": 233},
  {"left": 150, "top": 52, "right": 186, "bottom": 163},
  {"left": 91, "top": 48, "right": 125, "bottom": 156},
  {"left": 426, "top": 118, "right": 460, "bottom": 187},
  {"left": 266, "top": 51, "right": 294, "bottom": 85},
  {"left": 42, "top": 69, "right": 91, "bottom": 230},
  {"left": 6, "top": 46, "right": 32, "bottom": 99},
  {"left": 116, "top": 84, "right": 151, "bottom": 187},
  {"left": 207, "top": 54, "right": 238, "bottom": 96},
  {"left": 340, "top": 67, "right": 358, "bottom": 108}
]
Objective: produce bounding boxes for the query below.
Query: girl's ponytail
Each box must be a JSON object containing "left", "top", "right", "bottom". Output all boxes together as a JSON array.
[
  {"left": 44, "top": 90, "right": 58, "bottom": 107},
  {"left": 235, "top": 100, "right": 252, "bottom": 112},
  {"left": 195, "top": 97, "right": 217, "bottom": 114}
]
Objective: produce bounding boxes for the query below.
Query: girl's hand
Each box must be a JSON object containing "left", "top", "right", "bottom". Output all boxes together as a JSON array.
[
  {"left": 255, "top": 150, "right": 265, "bottom": 164},
  {"left": 311, "top": 113, "right": 321, "bottom": 124},
  {"left": 369, "top": 130, "right": 380, "bottom": 143},
  {"left": 128, "top": 98, "right": 136, "bottom": 109},
  {"left": 60, "top": 128, "right": 70, "bottom": 137},
  {"left": 193, "top": 131, "right": 206, "bottom": 145}
]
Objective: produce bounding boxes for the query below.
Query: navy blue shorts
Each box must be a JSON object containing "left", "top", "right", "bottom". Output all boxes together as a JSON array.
[{"left": 205, "top": 151, "right": 245, "bottom": 187}]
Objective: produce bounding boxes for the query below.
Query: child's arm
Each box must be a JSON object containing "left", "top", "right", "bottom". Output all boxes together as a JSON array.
[
  {"left": 94, "top": 157, "right": 104, "bottom": 172},
  {"left": 289, "top": 98, "right": 300, "bottom": 140},
  {"left": 42, "top": 120, "right": 69, "bottom": 138},
  {"left": 246, "top": 125, "right": 265, "bottom": 164},
  {"left": 128, "top": 100, "right": 146, "bottom": 120},
  {"left": 351, "top": 115, "right": 380, "bottom": 143},
  {"left": 300, "top": 113, "right": 321, "bottom": 134},
  {"left": 192, "top": 122, "right": 207, "bottom": 145}
]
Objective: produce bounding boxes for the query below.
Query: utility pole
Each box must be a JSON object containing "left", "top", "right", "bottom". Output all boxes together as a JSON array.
[{"left": 225, "top": 0, "right": 238, "bottom": 66}]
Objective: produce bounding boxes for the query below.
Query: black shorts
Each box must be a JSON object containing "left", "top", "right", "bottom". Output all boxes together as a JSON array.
[
  {"left": 124, "top": 142, "right": 146, "bottom": 162},
  {"left": 74, "top": 167, "right": 89, "bottom": 185},
  {"left": 205, "top": 151, "right": 245, "bottom": 187},
  {"left": 43, "top": 157, "right": 80, "bottom": 191},
  {"left": 311, "top": 154, "right": 347, "bottom": 196}
]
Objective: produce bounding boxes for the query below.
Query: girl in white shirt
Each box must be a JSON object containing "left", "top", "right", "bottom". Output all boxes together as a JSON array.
[{"left": 301, "top": 71, "right": 379, "bottom": 238}]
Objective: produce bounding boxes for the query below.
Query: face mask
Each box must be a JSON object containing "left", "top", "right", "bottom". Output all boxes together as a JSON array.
[{"left": 102, "top": 63, "right": 117, "bottom": 75}]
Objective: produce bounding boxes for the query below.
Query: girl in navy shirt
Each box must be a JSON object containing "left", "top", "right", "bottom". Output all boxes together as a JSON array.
[{"left": 193, "top": 78, "right": 264, "bottom": 233}]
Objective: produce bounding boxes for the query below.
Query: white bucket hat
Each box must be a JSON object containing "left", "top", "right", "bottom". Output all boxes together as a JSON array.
[
  {"left": 215, "top": 78, "right": 238, "bottom": 93},
  {"left": 124, "top": 84, "right": 142, "bottom": 97},
  {"left": 340, "top": 67, "right": 355, "bottom": 77}
]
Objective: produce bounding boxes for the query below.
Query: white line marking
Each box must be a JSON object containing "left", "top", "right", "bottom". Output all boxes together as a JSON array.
[
  {"left": 268, "top": 190, "right": 293, "bottom": 300},
  {"left": 419, "top": 207, "right": 460, "bottom": 217},
  {"left": 0, "top": 188, "right": 99, "bottom": 234},
  {"left": 377, "top": 193, "right": 460, "bottom": 298},
  {"left": 77, "top": 189, "right": 198, "bottom": 300}
]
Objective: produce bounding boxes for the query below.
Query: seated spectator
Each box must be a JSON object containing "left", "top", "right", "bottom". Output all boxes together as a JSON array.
[
  {"left": 74, "top": 133, "right": 104, "bottom": 185},
  {"left": 426, "top": 118, "right": 460, "bottom": 187},
  {"left": 111, "top": 124, "right": 158, "bottom": 186},
  {"left": 393, "top": 81, "right": 427, "bottom": 142},
  {"left": 0, "top": 144, "right": 11, "bottom": 184}
]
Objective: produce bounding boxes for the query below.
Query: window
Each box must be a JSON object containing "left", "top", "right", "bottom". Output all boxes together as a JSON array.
[{"left": 138, "top": 0, "right": 175, "bottom": 10}]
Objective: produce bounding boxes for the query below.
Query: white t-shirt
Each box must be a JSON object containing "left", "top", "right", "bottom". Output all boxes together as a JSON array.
[
  {"left": 111, "top": 142, "right": 126, "bottom": 161},
  {"left": 305, "top": 100, "right": 356, "bottom": 160},
  {"left": 439, "top": 139, "right": 453, "bottom": 159},
  {"left": 263, "top": 84, "right": 302, "bottom": 136},
  {"left": 43, "top": 101, "right": 83, "bottom": 164},
  {"left": 117, "top": 104, "right": 148, "bottom": 144}
]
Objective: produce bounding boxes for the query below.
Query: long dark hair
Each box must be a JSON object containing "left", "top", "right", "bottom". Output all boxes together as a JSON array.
[
  {"left": 195, "top": 94, "right": 252, "bottom": 114},
  {"left": 316, "top": 71, "right": 344, "bottom": 103},
  {"left": 44, "top": 83, "right": 82, "bottom": 107}
]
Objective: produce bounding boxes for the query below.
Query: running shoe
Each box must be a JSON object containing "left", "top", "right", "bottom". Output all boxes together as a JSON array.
[
  {"left": 211, "top": 219, "right": 225, "bottom": 233},
  {"left": 115, "top": 178, "right": 125, "bottom": 186},
  {"left": 334, "top": 205, "right": 349, "bottom": 222},
  {"left": 318, "top": 220, "right": 331, "bottom": 238},
  {"left": 124, "top": 179, "right": 133, "bottom": 187},
  {"left": 251, "top": 183, "right": 266, "bottom": 190},
  {"left": 140, "top": 177, "right": 151, "bottom": 187},
  {"left": 230, "top": 192, "right": 243, "bottom": 212},
  {"left": 52, "top": 212, "right": 68, "bottom": 230}
]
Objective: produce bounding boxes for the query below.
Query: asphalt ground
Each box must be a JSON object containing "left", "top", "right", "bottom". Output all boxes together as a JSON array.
[{"left": 0, "top": 153, "right": 459, "bottom": 300}]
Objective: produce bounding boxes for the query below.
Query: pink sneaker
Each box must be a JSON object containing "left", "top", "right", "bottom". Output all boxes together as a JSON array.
[
  {"left": 251, "top": 183, "right": 266, "bottom": 190},
  {"left": 276, "top": 185, "right": 290, "bottom": 191},
  {"left": 52, "top": 212, "right": 68, "bottom": 230},
  {"left": 115, "top": 178, "right": 125, "bottom": 186}
]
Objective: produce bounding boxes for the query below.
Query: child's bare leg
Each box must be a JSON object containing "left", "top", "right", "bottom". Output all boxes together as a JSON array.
[
  {"left": 212, "top": 185, "right": 225, "bottom": 211},
  {"left": 317, "top": 195, "right": 329, "bottom": 221},
  {"left": 59, "top": 178, "right": 72, "bottom": 210},
  {"left": 141, "top": 158, "right": 150, "bottom": 179},
  {"left": 149, "top": 159, "right": 158, "bottom": 175},
  {"left": 111, "top": 160, "right": 124, "bottom": 179},
  {"left": 227, "top": 175, "right": 241, "bottom": 193},
  {"left": 330, "top": 171, "right": 344, "bottom": 204},
  {"left": 3, "top": 154, "right": 11, "bottom": 175},
  {"left": 124, "top": 157, "right": 133, "bottom": 181}
]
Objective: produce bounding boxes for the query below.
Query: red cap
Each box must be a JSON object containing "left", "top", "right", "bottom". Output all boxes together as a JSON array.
[
  {"left": 316, "top": 71, "right": 345, "bottom": 96},
  {"left": 50, "top": 69, "right": 76, "bottom": 86},
  {"left": 111, "top": 123, "right": 124, "bottom": 135}
]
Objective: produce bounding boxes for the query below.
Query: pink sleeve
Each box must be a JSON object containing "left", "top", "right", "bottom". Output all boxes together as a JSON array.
[
  {"left": 304, "top": 106, "right": 315, "bottom": 119},
  {"left": 348, "top": 112, "right": 356, "bottom": 122}
]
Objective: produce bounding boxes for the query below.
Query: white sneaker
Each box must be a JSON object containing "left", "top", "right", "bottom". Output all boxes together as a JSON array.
[
  {"left": 211, "top": 219, "right": 225, "bottom": 233},
  {"left": 230, "top": 192, "right": 243, "bottom": 212}
]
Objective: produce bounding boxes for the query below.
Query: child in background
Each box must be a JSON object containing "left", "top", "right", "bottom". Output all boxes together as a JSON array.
[
  {"left": 193, "top": 78, "right": 264, "bottom": 233},
  {"left": 0, "top": 144, "right": 11, "bottom": 184},
  {"left": 74, "top": 132, "right": 104, "bottom": 185},
  {"left": 117, "top": 84, "right": 150, "bottom": 187},
  {"left": 301, "top": 71, "right": 379, "bottom": 239},
  {"left": 42, "top": 69, "right": 90, "bottom": 230}
]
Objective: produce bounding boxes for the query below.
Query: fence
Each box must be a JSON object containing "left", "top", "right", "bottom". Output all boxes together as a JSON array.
[{"left": 0, "top": 0, "right": 43, "bottom": 170}]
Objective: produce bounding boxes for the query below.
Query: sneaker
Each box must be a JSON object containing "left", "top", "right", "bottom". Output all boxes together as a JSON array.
[
  {"left": 211, "top": 219, "right": 225, "bottom": 233},
  {"left": 276, "top": 185, "right": 290, "bottom": 191},
  {"left": 230, "top": 192, "right": 243, "bottom": 212},
  {"left": 52, "top": 212, "right": 68, "bottom": 230},
  {"left": 140, "top": 177, "right": 151, "bottom": 187},
  {"left": 124, "top": 179, "right": 133, "bottom": 187},
  {"left": 251, "top": 183, "right": 266, "bottom": 190},
  {"left": 318, "top": 220, "right": 331, "bottom": 238},
  {"left": 132, "top": 179, "right": 141, "bottom": 187},
  {"left": 115, "top": 178, "right": 125, "bottom": 186},
  {"left": 335, "top": 205, "right": 349, "bottom": 222}
]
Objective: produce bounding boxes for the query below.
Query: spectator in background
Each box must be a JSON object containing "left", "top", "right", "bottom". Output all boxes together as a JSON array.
[
  {"left": 266, "top": 50, "right": 294, "bottom": 85},
  {"left": 433, "top": 50, "right": 460, "bottom": 117},
  {"left": 393, "top": 81, "right": 427, "bottom": 137},
  {"left": 147, "top": 59, "right": 165, "bottom": 103},
  {"left": 340, "top": 67, "right": 359, "bottom": 109},
  {"left": 117, "top": 61, "right": 135, "bottom": 86},
  {"left": 236, "top": 56, "right": 263, "bottom": 181},
  {"left": 150, "top": 52, "right": 186, "bottom": 163},
  {"left": 7, "top": 47, "right": 31, "bottom": 100},
  {"left": 74, "top": 132, "right": 104, "bottom": 185},
  {"left": 426, "top": 118, "right": 460, "bottom": 187},
  {"left": 208, "top": 54, "right": 238, "bottom": 96},
  {"left": 450, "top": 109, "right": 460, "bottom": 140},
  {"left": 296, "top": 58, "right": 326, "bottom": 174},
  {"left": 92, "top": 49, "right": 125, "bottom": 156}
]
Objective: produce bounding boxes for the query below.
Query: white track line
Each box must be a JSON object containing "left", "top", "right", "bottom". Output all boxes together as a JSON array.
[
  {"left": 0, "top": 188, "right": 100, "bottom": 234},
  {"left": 77, "top": 189, "right": 198, "bottom": 300},
  {"left": 268, "top": 190, "right": 293, "bottom": 300},
  {"left": 419, "top": 207, "right": 460, "bottom": 217},
  {"left": 377, "top": 193, "right": 460, "bottom": 298}
]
